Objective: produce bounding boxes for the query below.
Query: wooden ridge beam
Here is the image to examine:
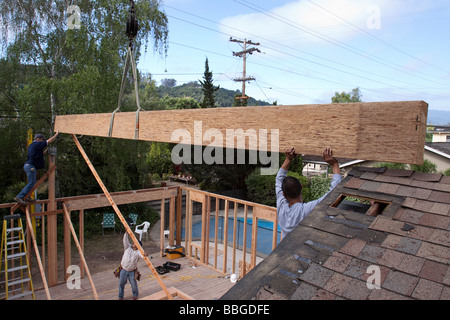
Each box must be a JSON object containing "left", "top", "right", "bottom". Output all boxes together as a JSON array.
[{"left": 55, "top": 101, "right": 428, "bottom": 164}]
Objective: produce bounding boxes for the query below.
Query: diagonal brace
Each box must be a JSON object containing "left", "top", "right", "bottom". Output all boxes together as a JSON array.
[{"left": 71, "top": 134, "right": 173, "bottom": 300}]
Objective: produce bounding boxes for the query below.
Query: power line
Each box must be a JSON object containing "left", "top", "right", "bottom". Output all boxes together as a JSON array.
[
  {"left": 167, "top": 40, "right": 427, "bottom": 102},
  {"left": 253, "top": 80, "right": 272, "bottom": 104},
  {"left": 164, "top": 6, "right": 445, "bottom": 92},
  {"left": 306, "top": 0, "right": 449, "bottom": 74},
  {"left": 232, "top": 0, "right": 446, "bottom": 86},
  {"left": 156, "top": 6, "right": 447, "bottom": 103}
]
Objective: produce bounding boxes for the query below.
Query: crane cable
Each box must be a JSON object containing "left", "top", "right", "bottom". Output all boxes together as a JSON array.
[{"left": 109, "top": 0, "right": 142, "bottom": 140}]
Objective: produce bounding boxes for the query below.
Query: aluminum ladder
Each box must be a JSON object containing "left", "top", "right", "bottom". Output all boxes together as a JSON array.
[{"left": 0, "top": 214, "right": 35, "bottom": 300}]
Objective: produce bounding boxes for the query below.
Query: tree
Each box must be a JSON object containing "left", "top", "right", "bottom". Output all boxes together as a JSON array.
[
  {"left": 161, "top": 78, "right": 177, "bottom": 88},
  {"left": 199, "top": 58, "right": 219, "bottom": 108},
  {"left": 233, "top": 93, "right": 248, "bottom": 107},
  {"left": 0, "top": 0, "right": 169, "bottom": 199},
  {"left": 410, "top": 159, "right": 437, "bottom": 173},
  {"left": 146, "top": 142, "right": 173, "bottom": 178},
  {"left": 332, "top": 88, "right": 362, "bottom": 103},
  {"left": 0, "top": 0, "right": 168, "bottom": 129}
]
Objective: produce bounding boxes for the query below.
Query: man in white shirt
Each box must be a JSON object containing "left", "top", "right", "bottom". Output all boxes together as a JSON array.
[
  {"left": 119, "top": 233, "right": 148, "bottom": 300},
  {"left": 276, "top": 147, "right": 342, "bottom": 238}
]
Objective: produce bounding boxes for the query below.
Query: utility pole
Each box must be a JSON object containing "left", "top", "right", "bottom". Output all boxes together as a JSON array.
[{"left": 230, "top": 38, "right": 260, "bottom": 106}]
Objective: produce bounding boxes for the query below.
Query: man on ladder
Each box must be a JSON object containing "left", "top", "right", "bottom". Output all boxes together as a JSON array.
[{"left": 14, "top": 130, "right": 59, "bottom": 206}]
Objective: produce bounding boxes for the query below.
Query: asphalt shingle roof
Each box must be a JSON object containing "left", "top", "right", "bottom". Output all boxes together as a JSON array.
[{"left": 221, "top": 167, "right": 450, "bottom": 300}]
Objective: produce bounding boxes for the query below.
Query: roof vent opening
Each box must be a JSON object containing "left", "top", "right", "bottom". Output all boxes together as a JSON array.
[{"left": 331, "top": 194, "right": 390, "bottom": 216}]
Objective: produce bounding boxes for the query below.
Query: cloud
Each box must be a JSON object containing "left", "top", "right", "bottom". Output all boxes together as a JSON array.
[
  {"left": 219, "top": 0, "right": 447, "bottom": 46},
  {"left": 220, "top": 0, "right": 382, "bottom": 45}
]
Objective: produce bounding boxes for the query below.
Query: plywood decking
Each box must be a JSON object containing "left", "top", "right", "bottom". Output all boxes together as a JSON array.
[
  {"left": 30, "top": 256, "right": 234, "bottom": 300},
  {"left": 54, "top": 101, "right": 428, "bottom": 164}
]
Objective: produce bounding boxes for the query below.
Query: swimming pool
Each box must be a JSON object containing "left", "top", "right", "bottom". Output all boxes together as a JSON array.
[{"left": 181, "top": 216, "right": 281, "bottom": 256}]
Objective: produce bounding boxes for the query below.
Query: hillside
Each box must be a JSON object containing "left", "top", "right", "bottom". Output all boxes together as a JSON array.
[
  {"left": 156, "top": 81, "right": 272, "bottom": 108},
  {"left": 155, "top": 82, "right": 450, "bottom": 123}
]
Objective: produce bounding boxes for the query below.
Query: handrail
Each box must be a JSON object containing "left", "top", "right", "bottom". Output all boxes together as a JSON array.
[{"left": 170, "top": 186, "right": 279, "bottom": 278}]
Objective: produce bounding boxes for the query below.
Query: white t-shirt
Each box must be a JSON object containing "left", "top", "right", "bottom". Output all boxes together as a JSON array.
[
  {"left": 120, "top": 234, "right": 143, "bottom": 271},
  {"left": 276, "top": 168, "right": 342, "bottom": 238}
]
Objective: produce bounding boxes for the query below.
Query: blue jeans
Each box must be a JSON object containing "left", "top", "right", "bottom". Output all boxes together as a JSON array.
[
  {"left": 119, "top": 269, "right": 138, "bottom": 299},
  {"left": 17, "top": 164, "right": 37, "bottom": 199}
]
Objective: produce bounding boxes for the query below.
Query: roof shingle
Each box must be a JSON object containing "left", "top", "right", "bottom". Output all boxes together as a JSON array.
[{"left": 221, "top": 167, "right": 450, "bottom": 300}]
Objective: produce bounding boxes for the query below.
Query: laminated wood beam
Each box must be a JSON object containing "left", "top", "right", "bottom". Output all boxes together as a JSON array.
[{"left": 54, "top": 101, "right": 428, "bottom": 164}]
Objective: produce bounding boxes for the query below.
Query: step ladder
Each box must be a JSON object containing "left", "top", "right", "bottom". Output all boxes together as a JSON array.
[{"left": 0, "top": 214, "right": 35, "bottom": 300}]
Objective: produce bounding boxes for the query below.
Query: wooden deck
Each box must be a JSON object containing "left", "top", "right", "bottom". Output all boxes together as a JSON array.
[{"left": 30, "top": 255, "right": 235, "bottom": 300}]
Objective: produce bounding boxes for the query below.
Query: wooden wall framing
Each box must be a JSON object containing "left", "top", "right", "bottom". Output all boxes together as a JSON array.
[
  {"left": 2, "top": 180, "right": 279, "bottom": 299},
  {"left": 177, "top": 187, "right": 278, "bottom": 278}
]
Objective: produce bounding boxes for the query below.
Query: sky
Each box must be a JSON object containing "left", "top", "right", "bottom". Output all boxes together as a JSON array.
[{"left": 138, "top": 0, "right": 450, "bottom": 111}]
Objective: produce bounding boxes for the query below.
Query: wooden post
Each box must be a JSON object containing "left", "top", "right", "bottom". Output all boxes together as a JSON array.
[
  {"left": 47, "top": 149, "right": 58, "bottom": 286},
  {"left": 242, "top": 204, "right": 248, "bottom": 276},
  {"left": 187, "top": 193, "right": 192, "bottom": 258},
  {"left": 160, "top": 198, "right": 165, "bottom": 257},
  {"left": 79, "top": 209, "right": 85, "bottom": 279},
  {"left": 184, "top": 191, "right": 189, "bottom": 257},
  {"left": 64, "top": 208, "right": 71, "bottom": 281},
  {"left": 169, "top": 197, "right": 175, "bottom": 246},
  {"left": 214, "top": 198, "right": 219, "bottom": 270},
  {"left": 41, "top": 208, "right": 45, "bottom": 271},
  {"left": 63, "top": 203, "right": 99, "bottom": 300},
  {"left": 222, "top": 200, "right": 229, "bottom": 274},
  {"left": 272, "top": 212, "right": 278, "bottom": 251},
  {"left": 251, "top": 217, "right": 258, "bottom": 268},
  {"left": 232, "top": 203, "right": 238, "bottom": 274},
  {"left": 71, "top": 134, "right": 173, "bottom": 300},
  {"left": 205, "top": 196, "right": 210, "bottom": 264},
  {"left": 200, "top": 197, "right": 207, "bottom": 263},
  {"left": 26, "top": 216, "right": 31, "bottom": 272},
  {"left": 176, "top": 188, "right": 182, "bottom": 246},
  {"left": 25, "top": 207, "right": 51, "bottom": 300}
]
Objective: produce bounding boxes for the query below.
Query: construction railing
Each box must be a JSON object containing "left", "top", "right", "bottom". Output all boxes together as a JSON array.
[
  {"left": 163, "top": 187, "right": 280, "bottom": 278},
  {"left": 1, "top": 184, "right": 278, "bottom": 296}
]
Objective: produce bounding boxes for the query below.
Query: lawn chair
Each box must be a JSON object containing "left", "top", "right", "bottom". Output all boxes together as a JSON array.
[
  {"left": 135, "top": 221, "right": 150, "bottom": 241},
  {"left": 128, "top": 213, "right": 138, "bottom": 227},
  {"left": 101, "top": 213, "right": 115, "bottom": 235}
]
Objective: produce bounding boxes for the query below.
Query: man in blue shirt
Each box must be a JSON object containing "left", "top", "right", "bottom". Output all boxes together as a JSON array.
[
  {"left": 276, "top": 147, "right": 342, "bottom": 238},
  {"left": 14, "top": 131, "right": 59, "bottom": 205}
]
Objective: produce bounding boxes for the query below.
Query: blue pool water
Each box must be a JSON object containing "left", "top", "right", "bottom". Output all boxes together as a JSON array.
[{"left": 181, "top": 216, "right": 281, "bottom": 256}]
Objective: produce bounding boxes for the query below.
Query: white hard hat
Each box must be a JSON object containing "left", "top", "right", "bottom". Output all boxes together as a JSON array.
[{"left": 230, "top": 274, "right": 238, "bottom": 283}]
